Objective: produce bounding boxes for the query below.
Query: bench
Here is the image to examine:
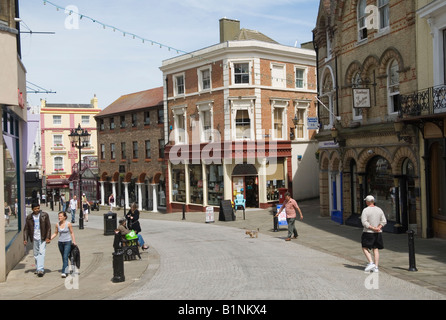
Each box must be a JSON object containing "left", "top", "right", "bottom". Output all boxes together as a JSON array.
[{"left": 113, "top": 233, "right": 141, "bottom": 261}]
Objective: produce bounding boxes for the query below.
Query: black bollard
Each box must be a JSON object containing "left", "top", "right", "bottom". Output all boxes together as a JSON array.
[
  {"left": 408, "top": 229, "right": 418, "bottom": 272},
  {"left": 112, "top": 250, "right": 125, "bottom": 282},
  {"left": 112, "top": 232, "right": 125, "bottom": 282},
  {"left": 182, "top": 203, "right": 186, "bottom": 220}
]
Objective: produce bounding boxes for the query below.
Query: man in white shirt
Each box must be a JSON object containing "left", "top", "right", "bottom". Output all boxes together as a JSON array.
[
  {"left": 69, "top": 195, "right": 78, "bottom": 223},
  {"left": 361, "top": 195, "right": 387, "bottom": 273}
]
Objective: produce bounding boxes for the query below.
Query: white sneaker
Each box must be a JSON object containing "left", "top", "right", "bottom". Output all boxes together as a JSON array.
[
  {"left": 364, "top": 263, "right": 376, "bottom": 272},
  {"left": 61, "top": 273, "right": 67, "bottom": 278},
  {"left": 372, "top": 267, "right": 379, "bottom": 273}
]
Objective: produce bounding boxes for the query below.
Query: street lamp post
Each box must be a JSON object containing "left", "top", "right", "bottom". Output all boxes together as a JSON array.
[{"left": 69, "top": 124, "right": 91, "bottom": 230}]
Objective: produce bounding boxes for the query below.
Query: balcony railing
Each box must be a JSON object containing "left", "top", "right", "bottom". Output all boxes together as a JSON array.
[{"left": 399, "top": 84, "right": 446, "bottom": 118}]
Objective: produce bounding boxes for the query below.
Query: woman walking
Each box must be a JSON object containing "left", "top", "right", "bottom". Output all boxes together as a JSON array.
[{"left": 51, "top": 211, "right": 76, "bottom": 278}]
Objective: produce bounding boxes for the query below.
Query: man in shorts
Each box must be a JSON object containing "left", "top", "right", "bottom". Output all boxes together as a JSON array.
[{"left": 361, "top": 195, "right": 387, "bottom": 272}]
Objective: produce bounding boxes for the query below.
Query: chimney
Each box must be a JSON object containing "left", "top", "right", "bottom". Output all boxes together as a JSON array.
[
  {"left": 91, "top": 94, "right": 98, "bottom": 109},
  {"left": 219, "top": 18, "right": 240, "bottom": 43}
]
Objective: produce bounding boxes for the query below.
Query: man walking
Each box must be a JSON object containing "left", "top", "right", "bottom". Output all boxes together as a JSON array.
[
  {"left": 23, "top": 203, "right": 52, "bottom": 277},
  {"left": 69, "top": 195, "right": 78, "bottom": 223},
  {"left": 361, "top": 195, "right": 387, "bottom": 273},
  {"left": 275, "top": 192, "right": 303, "bottom": 241}
]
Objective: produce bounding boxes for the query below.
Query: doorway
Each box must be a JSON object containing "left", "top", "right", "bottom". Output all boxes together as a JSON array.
[{"left": 232, "top": 164, "right": 259, "bottom": 208}]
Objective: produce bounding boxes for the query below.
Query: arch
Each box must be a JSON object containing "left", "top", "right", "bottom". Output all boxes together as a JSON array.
[
  {"left": 342, "top": 148, "right": 359, "bottom": 170},
  {"left": 362, "top": 54, "right": 380, "bottom": 77},
  {"left": 379, "top": 47, "right": 405, "bottom": 76},
  {"left": 112, "top": 172, "right": 120, "bottom": 182},
  {"left": 320, "top": 65, "right": 335, "bottom": 95},
  {"left": 232, "top": 164, "right": 257, "bottom": 176},
  {"left": 391, "top": 146, "right": 419, "bottom": 176},
  {"left": 100, "top": 172, "right": 108, "bottom": 182},
  {"left": 124, "top": 172, "right": 133, "bottom": 183},
  {"left": 153, "top": 172, "right": 163, "bottom": 184},
  {"left": 357, "top": 147, "right": 393, "bottom": 173},
  {"left": 137, "top": 172, "right": 147, "bottom": 184},
  {"left": 319, "top": 151, "right": 330, "bottom": 171},
  {"left": 345, "top": 60, "right": 363, "bottom": 86}
]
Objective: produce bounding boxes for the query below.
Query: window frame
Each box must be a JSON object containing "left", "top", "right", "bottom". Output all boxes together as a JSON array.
[
  {"left": 198, "top": 66, "right": 212, "bottom": 92},
  {"left": 271, "top": 99, "right": 288, "bottom": 140},
  {"left": 387, "top": 59, "right": 400, "bottom": 115},
  {"left": 295, "top": 66, "right": 308, "bottom": 90},
  {"left": 53, "top": 115, "right": 62, "bottom": 125},
  {"left": 357, "top": 0, "right": 368, "bottom": 41},
  {"left": 230, "top": 60, "right": 252, "bottom": 85},
  {"left": 173, "top": 72, "right": 185, "bottom": 97},
  {"left": 378, "top": 0, "right": 390, "bottom": 30},
  {"left": 172, "top": 105, "right": 187, "bottom": 144},
  {"left": 271, "top": 63, "right": 286, "bottom": 88}
]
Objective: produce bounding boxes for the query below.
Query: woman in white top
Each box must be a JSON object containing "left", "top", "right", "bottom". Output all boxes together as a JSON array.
[{"left": 51, "top": 211, "right": 76, "bottom": 278}]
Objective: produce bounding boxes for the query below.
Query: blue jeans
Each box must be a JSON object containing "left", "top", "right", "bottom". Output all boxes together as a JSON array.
[
  {"left": 137, "top": 234, "right": 145, "bottom": 247},
  {"left": 33, "top": 239, "right": 46, "bottom": 272},
  {"left": 58, "top": 241, "right": 72, "bottom": 274},
  {"left": 70, "top": 209, "right": 76, "bottom": 223}
]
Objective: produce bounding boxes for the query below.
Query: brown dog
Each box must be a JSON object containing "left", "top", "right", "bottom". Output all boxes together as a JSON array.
[{"left": 245, "top": 228, "right": 259, "bottom": 238}]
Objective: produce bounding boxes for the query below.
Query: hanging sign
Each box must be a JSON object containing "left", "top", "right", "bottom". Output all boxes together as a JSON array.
[{"left": 353, "top": 88, "right": 371, "bottom": 108}]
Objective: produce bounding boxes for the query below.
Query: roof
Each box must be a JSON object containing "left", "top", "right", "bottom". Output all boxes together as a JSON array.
[
  {"left": 45, "top": 104, "right": 93, "bottom": 109},
  {"left": 233, "top": 28, "right": 278, "bottom": 44},
  {"left": 96, "top": 87, "right": 163, "bottom": 118}
]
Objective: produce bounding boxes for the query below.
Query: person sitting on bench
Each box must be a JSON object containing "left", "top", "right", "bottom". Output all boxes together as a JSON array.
[{"left": 116, "top": 218, "right": 149, "bottom": 250}]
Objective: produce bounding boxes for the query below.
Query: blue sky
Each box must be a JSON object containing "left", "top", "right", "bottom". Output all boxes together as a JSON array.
[{"left": 20, "top": 0, "right": 319, "bottom": 109}]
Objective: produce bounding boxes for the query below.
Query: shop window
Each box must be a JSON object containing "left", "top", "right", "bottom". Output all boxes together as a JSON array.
[
  {"left": 3, "top": 111, "right": 20, "bottom": 248},
  {"left": 366, "top": 156, "right": 394, "bottom": 221},
  {"left": 189, "top": 165, "right": 203, "bottom": 204},
  {"left": 207, "top": 164, "right": 224, "bottom": 206},
  {"left": 172, "top": 164, "right": 186, "bottom": 203},
  {"left": 266, "top": 160, "right": 285, "bottom": 201}
]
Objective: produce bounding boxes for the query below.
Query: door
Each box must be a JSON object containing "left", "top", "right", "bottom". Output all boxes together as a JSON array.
[{"left": 245, "top": 176, "right": 258, "bottom": 208}]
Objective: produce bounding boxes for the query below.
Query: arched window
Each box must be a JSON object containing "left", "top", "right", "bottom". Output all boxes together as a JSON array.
[
  {"left": 388, "top": 59, "right": 400, "bottom": 114},
  {"left": 352, "top": 71, "right": 363, "bottom": 119}
]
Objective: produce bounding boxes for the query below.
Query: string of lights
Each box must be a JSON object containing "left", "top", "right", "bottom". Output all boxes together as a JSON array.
[{"left": 40, "top": 0, "right": 316, "bottom": 88}]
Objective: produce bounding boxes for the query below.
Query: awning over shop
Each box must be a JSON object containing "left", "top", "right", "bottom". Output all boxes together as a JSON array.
[{"left": 46, "top": 179, "right": 70, "bottom": 189}]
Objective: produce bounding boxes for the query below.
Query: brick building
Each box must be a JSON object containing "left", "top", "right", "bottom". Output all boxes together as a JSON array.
[
  {"left": 313, "top": 1, "right": 420, "bottom": 233},
  {"left": 95, "top": 87, "right": 165, "bottom": 212},
  {"left": 160, "top": 18, "right": 318, "bottom": 213}
]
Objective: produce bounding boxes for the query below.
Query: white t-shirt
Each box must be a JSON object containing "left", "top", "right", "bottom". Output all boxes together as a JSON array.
[
  {"left": 70, "top": 199, "right": 77, "bottom": 210},
  {"left": 33, "top": 213, "right": 41, "bottom": 241}
]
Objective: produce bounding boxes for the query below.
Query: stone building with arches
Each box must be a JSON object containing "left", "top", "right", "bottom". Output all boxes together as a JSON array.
[
  {"left": 313, "top": 0, "right": 423, "bottom": 234},
  {"left": 95, "top": 87, "right": 166, "bottom": 212}
]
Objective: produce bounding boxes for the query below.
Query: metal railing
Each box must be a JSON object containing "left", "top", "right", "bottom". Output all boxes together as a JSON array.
[{"left": 399, "top": 84, "right": 446, "bottom": 118}]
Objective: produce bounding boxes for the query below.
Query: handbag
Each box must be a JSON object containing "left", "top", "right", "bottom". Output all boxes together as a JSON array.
[{"left": 125, "top": 230, "right": 138, "bottom": 240}]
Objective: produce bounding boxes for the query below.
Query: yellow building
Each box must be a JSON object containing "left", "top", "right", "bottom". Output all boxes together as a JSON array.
[{"left": 40, "top": 96, "right": 101, "bottom": 202}]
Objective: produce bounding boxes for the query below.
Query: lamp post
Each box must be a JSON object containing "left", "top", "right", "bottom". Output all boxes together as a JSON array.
[{"left": 69, "top": 124, "right": 91, "bottom": 230}]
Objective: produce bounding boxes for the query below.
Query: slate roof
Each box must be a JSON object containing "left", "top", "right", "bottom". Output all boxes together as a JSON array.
[
  {"left": 96, "top": 86, "right": 163, "bottom": 118},
  {"left": 233, "top": 28, "right": 279, "bottom": 44}
]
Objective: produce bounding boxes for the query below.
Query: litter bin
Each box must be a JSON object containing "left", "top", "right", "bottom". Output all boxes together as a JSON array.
[{"left": 104, "top": 212, "right": 117, "bottom": 236}]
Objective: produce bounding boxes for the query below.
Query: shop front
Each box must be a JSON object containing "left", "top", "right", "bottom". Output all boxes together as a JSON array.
[{"left": 165, "top": 141, "right": 292, "bottom": 212}]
